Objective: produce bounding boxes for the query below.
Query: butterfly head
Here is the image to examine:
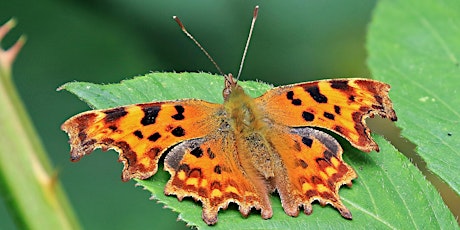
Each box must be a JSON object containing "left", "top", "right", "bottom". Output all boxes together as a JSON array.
[{"left": 223, "top": 73, "right": 244, "bottom": 100}]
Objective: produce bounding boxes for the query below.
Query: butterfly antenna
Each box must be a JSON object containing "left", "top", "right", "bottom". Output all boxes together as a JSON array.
[
  {"left": 236, "top": 5, "right": 259, "bottom": 81},
  {"left": 173, "top": 16, "right": 224, "bottom": 76}
]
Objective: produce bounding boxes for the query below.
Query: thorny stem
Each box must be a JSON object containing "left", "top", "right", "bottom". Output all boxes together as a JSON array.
[{"left": 0, "top": 18, "right": 80, "bottom": 229}]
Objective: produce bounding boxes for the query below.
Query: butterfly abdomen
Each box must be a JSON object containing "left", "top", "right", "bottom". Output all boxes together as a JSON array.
[{"left": 224, "top": 85, "right": 276, "bottom": 179}]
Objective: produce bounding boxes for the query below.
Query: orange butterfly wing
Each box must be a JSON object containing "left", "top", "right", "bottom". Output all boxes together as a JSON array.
[
  {"left": 250, "top": 78, "right": 396, "bottom": 218},
  {"left": 164, "top": 137, "right": 273, "bottom": 225},
  {"left": 266, "top": 126, "right": 356, "bottom": 218},
  {"left": 256, "top": 78, "right": 397, "bottom": 152},
  {"left": 61, "top": 100, "right": 220, "bottom": 181}
]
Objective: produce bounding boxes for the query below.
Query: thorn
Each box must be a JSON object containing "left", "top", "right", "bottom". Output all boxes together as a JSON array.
[
  {"left": 7, "top": 35, "right": 26, "bottom": 61},
  {"left": 0, "top": 18, "right": 17, "bottom": 40},
  {"left": 0, "top": 18, "right": 26, "bottom": 75}
]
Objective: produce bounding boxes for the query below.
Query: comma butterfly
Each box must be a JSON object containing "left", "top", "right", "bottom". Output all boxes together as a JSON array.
[{"left": 61, "top": 6, "right": 397, "bottom": 225}]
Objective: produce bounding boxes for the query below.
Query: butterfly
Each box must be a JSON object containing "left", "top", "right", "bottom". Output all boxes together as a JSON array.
[{"left": 61, "top": 6, "right": 397, "bottom": 225}]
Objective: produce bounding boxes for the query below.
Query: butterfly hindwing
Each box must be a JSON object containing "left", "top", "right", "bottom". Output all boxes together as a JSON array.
[
  {"left": 267, "top": 126, "right": 356, "bottom": 218},
  {"left": 164, "top": 137, "right": 273, "bottom": 225}
]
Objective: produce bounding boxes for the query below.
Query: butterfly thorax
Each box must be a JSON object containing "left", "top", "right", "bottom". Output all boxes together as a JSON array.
[{"left": 223, "top": 76, "right": 276, "bottom": 180}]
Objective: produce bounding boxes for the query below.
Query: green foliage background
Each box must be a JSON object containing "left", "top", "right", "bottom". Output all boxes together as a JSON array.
[{"left": 1, "top": 0, "right": 458, "bottom": 229}]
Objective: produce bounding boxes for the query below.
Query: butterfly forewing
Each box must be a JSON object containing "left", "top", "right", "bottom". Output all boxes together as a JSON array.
[
  {"left": 256, "top": 78, "right": 397, "bottom": 152},
  {"left": 61, "top": 99, "right": 221, "bottom": 181}
]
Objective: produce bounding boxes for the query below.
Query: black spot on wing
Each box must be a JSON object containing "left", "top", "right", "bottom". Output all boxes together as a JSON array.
[
  {"left": 349, "top": 95, "right": 355, "bottom": 102},
  {"left": 214, "top": 165, "right": 222, "bottom": 174},
  {"left": 305, "top": 85, "right": 328, "bottom": 103},
  {"left": 330, "top": 80, "right": 350, "bottom": 91},
  {"left": 286, "top": 91, "right": 302, "bottom": 106},
  {"left": 302, "top": 111, "right": 315, "bottom": 122},
  {"left": 190, "top": 147, "right": 203, "bottom": 158},
  {"left": 104, "top": 107, "right": 128, "bottom": 122},
  {"left": 324, "top": 112, "right": 335, "bottom": 120},
  {"left": 148, "top": 132, "right": 161, "bottom": 142},
  {"left": 302, "top": 137, "right": 313, "bottom": 148},
  {"left": 334, "top": 105, "right": 341, "bottom": 115},
  {"left": 171, "top": 105, "right": 185, "bottom": 120},
  {"left": 133, "top": 130, "right": 143, "bottom": 139},
  {"left": 171, "top": 126, "right": 185, "bottom": 137},
  {"left": 141, "top": 105, "right": 161, "bottom": 126}
]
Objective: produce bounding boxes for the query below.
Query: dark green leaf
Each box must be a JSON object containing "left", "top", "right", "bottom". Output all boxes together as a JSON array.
[{"left": 367, "top": 0, "right": 460, "bottom": 194}]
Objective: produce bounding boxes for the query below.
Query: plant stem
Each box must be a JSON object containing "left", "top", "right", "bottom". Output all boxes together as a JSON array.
[{"left": 0, "top": 18, "right": 81, "bottom": 230}]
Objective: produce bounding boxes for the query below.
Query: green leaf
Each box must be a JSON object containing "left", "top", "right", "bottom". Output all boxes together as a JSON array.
[
  {"left": 367, "top": 0, "right": 460, "bottom": 194},
  {"left": 59, "top": 72, "right": 272, "bottom": 109},
  {"left": 61, "top": 72, "right": 457, "bottom": 229}
]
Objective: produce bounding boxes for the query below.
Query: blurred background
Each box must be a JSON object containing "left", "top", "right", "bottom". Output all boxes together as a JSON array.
[{"left": 1, "top": 0, "right": 455, "bottom": 229}]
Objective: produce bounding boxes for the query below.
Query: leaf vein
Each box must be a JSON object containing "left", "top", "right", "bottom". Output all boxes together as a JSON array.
[{"left": 342, "top": 197, "right": 396, "bottom": 229}]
